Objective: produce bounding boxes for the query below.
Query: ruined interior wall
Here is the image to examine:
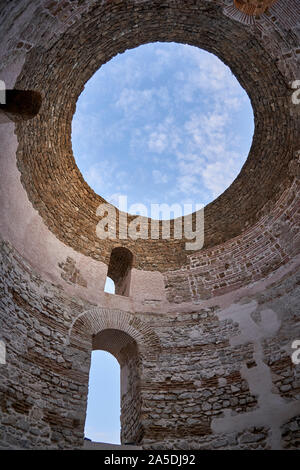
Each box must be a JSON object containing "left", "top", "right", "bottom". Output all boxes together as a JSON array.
[
  {"left": 120, "top": 342, "right": 143, "bottom": 444},
  {"left": 1, "top": 0, "right": 299, "bottom": 272},
  {"left": 0, "top": 238, "right": 299, "bottom": 450},
  {"left": 0, "top": 240, "right": 92, "bottom": 449},
  {"left": 164, "top": 178, "right": 300, "bottom": 303},
  {"left": 140, "top": 263, "right": 300, "bottom": 449},
  {"left": 0, "top": 239, "right": 164, "bottom": 450},
  {"left": 0, "top": 0, "right": 299, "bottom": 451}
]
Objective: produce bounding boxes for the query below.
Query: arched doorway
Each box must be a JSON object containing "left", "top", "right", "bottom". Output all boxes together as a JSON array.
[
  {"left": 90, "top": 328, "right": 142, "bottom": 445},
  {"left": 84, "top": 350, "right": 121, "bottom": 444},
  {"left": 68, "top": 308, "right": 161, "bottom": 448}
]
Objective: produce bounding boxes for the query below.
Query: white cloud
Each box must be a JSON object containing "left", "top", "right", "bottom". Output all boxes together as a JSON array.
[
  {"left": 82, "top": 161, "right": 130, "bottom": 197},
  {"left": 103, "top": 55, "right": 143, "bottom": 86},
  {"left": 116, "top": 86, "right": 170, "bottom": 117},
  {"left": 202, "top": 153, "right": 243, "bottom": 199},
  {"left": 144, "top": 116, "right": 182, "bottom": 157},
  {"left": 148, "top": 132, "right": 168, "bottom": 153},
  {"left": 73, "top": 42, "right": 253, "bottom": 211},
  {"left": 184, "top": 110, "right": 229, "bottom": 150},
  {"left": 173, "top": 45, "right": 246, "bottom": 115},
  {"left": 152, "top": 169, "right": 168, "bottom": 184},
  {"left": 72, "top": 111, "right": 100, "bottom": 141},
  {"left": 83, "top": 164, "right": 106, "bottom": 191},
  {"left": 106, "top": 192, "right": 126, "bottom": 208},
  {"left": 116, "top": 88, "right": 154, "bottom": 114}
]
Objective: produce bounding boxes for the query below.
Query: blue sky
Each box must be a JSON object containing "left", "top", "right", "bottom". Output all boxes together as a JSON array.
[
  {"left": 72, "top": 42, "right": 254, "bottom": 444},
  {"left": 84, "top": 350, "right": 121, "bottom": 444},
  {"left": 72, "top": 42, "right": 254, "bottom": 214}
]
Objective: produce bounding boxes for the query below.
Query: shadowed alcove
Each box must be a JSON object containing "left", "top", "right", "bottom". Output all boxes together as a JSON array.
[
  {"left": 0, "top": 89, "right": 42, "bottom": 123},
  {"left": 106, "top": 247, "right": 133, "bottom": 297}
]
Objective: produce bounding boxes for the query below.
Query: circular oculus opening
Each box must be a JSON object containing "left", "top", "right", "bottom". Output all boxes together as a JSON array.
[
  {"left": 15, "top": 1, "right": 292, "bottom": 270},
  {"left": 72, "top": 42, "right": 254, "bottom": 218}
]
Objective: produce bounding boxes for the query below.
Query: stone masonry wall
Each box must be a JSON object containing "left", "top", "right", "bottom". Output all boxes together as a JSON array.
[
  {"left": 120, "top": 341, "right": 143, "bottom": 444},
  {"left": 2, "top": 0, "right": 298, "bottom": 271},
  {"left": 1, "top": 238, "right": 299, "bottom": 450},
  {"left": 0, "top": 0, "right": 299, "bottom": 451},
  {"left": 0, "top": 239, "right": 160, "bottom": 449},
  {"left": 0, "top": 240, "right": 92, "bottom": 449},
  {"left": 164, "top": 178, "right": 300, "bottom": 303},
  {"left": 140, "top": 264, "right": 300, "bottom": 449}
]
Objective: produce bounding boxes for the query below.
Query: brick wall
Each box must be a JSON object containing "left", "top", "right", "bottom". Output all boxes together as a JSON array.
[
  {"left": 164, "top": 178, "right": 300, "bottom": 303},
  {"left": 6, "top": 0, "right": 299, "bottom": 271},
  {"left": 0, "top": 0, "right": 299, "bottom": 451}
]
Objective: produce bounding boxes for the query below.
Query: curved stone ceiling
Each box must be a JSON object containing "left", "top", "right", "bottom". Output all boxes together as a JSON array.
[{"left": 14, "top": 0, "right": 297, "bottom": 271}]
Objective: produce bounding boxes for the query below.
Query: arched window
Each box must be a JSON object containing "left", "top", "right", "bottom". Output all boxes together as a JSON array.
[{"left": 105, "top": 247, "right": 133, "bottom": 297}]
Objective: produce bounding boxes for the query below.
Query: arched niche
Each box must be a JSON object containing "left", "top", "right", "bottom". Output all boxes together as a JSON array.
[{"left": 107, "top": 247, "right": 133, "bottom": 297}]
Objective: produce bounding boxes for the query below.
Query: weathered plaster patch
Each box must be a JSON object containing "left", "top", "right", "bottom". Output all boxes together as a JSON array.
[
  {"left": 58, "top": 257, "right": 87, "bottom": 288},
  {"left": 212, "top": 301, "right": 299, "bottom": 449}
]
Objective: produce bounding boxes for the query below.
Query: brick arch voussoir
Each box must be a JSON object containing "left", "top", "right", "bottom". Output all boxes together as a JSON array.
[{"left": 68, "top": 308, "right": 161, "bottom": 359}]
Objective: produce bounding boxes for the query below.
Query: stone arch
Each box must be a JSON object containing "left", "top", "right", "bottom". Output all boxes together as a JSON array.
[
  {"left": 68, "top": 307, "right": 160, "bottom": 445},
  {"left": 68, "top": 307, "right": 161, "bottom": 359}
]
